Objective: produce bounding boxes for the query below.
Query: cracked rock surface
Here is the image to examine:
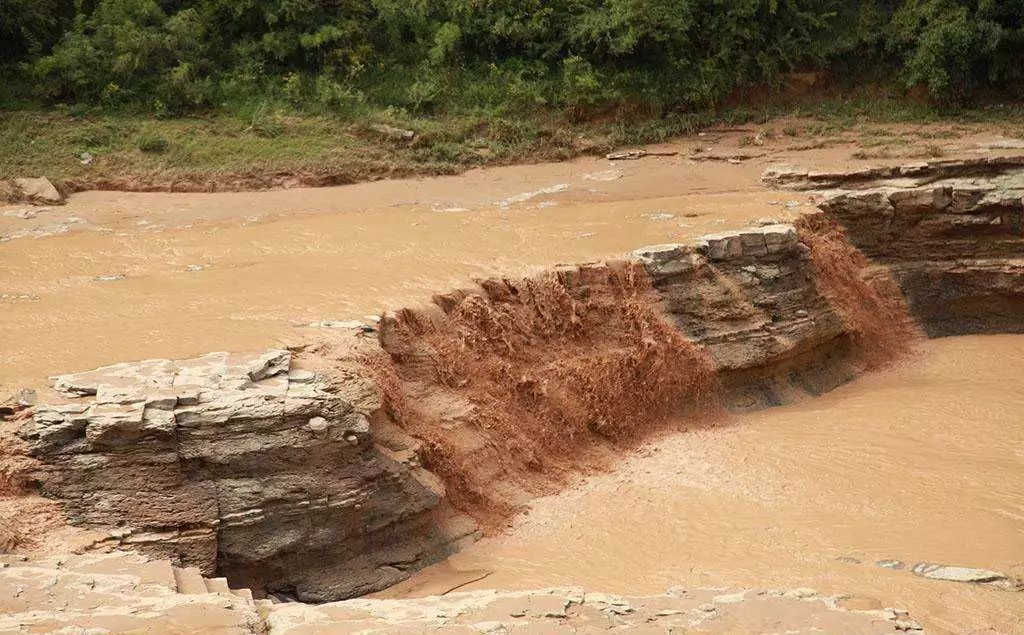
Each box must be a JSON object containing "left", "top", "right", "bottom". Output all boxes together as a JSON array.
[{"left": 14, "top": 350, "right": 475, "bottom": 602}]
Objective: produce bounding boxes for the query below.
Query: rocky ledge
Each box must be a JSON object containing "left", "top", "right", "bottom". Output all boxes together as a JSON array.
[
  {"left": 0, "top": 551, "right": 924, "bottom": 634},
  {"left": 12, "top": 350, "right": 476, "bottom": 602},
  {"left": 805, "top": 158, "right": 1024, "bottom": 336},
  {"left": 4, "top": 215, "right": 915, "bottom": 601},
  {"left": 3, "top": 159, "right": 1022, "bottom": 605}
]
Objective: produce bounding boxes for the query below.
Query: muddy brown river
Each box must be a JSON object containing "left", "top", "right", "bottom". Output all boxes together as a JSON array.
[
  {"left": 3, "top": 122, "right": 1023, "bottom": 633},
  {"left": 2, "top": 122, "right": 1020, "bottom": 394},
  {"left": 384, "top": 335, "right": 1024, "bottom": 634}
]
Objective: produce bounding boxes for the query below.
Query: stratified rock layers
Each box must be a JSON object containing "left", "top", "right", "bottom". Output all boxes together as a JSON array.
[
  {"left": 9, "top": 216, "right": 914, "bottom": 601},
  {"left": 8, "top": 158, "right": 1021, "bottom": 603},
  {"left": 809, "top": 160, "right": 1024, "bottom": 336},
  {"left": 14, "top": 351, "right": 475, "bottom": 602}
]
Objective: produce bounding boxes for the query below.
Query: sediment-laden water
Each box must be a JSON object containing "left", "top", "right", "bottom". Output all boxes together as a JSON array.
[{"left": 383, "top": 335, "right": 1024, "bottom": 634}]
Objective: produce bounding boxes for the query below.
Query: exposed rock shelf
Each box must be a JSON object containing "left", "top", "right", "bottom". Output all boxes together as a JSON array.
[
  {"left": 809, "top": 159, "right": 1024, "bottom": 336},
  {"left": 0, "top": 551, "right": 923, "bottom": 634},
  {"left": 4, "top": 216, "right": 915, "bottom": 602},
  {"left": 12, "top": 351, "right": 477, "bottom": 602},
  {"left": 1, "top": 158, "right": 1022, "bottom": 616}
]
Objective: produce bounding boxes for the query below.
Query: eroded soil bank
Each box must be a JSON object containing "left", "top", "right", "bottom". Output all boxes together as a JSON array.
[{"left": 383, "top": 334, "right": 1024, "bottom": 634}]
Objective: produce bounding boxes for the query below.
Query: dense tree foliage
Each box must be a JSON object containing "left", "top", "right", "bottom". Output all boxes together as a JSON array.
[{"left": 2, "top": 0, "right": 1022, "bottom": 115}]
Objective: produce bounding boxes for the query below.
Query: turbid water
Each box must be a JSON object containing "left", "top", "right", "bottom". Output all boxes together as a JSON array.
[
  {"left": 2, "top": 122, "right": 1019, "bottom": 394},
  {"left": 382, "top": 335, "right": 1024, "bottom": 634},
  {"left": 0, "top": 155, "right": 789, "bottom": 393},
  {"left": 3, "top": 121, "right": 1024, "bottom": 633}
]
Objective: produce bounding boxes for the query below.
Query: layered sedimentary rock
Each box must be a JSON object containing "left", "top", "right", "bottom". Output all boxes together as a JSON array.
[
  {"left": 0, "top": 552, "right": 263, "bottom": 633},
  {"left": 802, "top": 159, "right": 1024, "bottom": 336},
  {"left": 12, "top": 168, "right": 1016, "bottom": 603},
  {"left": 6, "top": 217, "right": 920, "bottom": 601},
  {"left": 13, "top": 350, "right": 476, "bottom": 602},
  {"left": 763, "top": 155, "right": 1024, "bottom": 191},
  {"left": 634, "top": 220, "right": 914, "bottom": 409}
]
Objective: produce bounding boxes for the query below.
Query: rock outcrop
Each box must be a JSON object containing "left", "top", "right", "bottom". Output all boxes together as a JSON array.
[
  {"left": 13, "top": 350, "right": 476, "bottom": 602},
  {"left": 635, "top": 220, "right": 915, "bottom": 409},
  {"left": 809, "top": 159, "right": 1024, "bottom": 336},
  {"left": 0, "top": 552, "right": 263, "bottom": 634},
  {"left": 5, "top": 218, "right": 922, "bottom": 602},
  {"left": 762, "top": 155, "right": 1024, "bottom": 191},
  {"left": 0, "top": 552, "right": 924, "bottom": 634},
  {"left": 8, "top": 166, "right": 1020, "bottom": 604}
]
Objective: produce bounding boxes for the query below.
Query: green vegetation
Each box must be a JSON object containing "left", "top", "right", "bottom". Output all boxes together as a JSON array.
[
  {"left": 3, "top": 97, "right": 1024, "bottom": 191},
  {"left": 2, "top": 2, "right": 1024, "bottom": 187},
  {"left": 3, "top": 1, "right": 1024, "bottom": 117}
]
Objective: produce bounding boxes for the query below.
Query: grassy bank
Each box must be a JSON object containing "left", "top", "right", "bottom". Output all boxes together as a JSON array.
[
  {"left": 3, "top": 98, "right": 1024, "bottom": 194},
  {"left": 0, "top": 106, "right": 740, "bottom": 192}
]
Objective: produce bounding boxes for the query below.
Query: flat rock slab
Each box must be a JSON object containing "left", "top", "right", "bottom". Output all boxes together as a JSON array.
[
  {"left": 912, "top": 563, "right": 1023, "bottom": 590},
  {"left": 0, "top": 552, "right": 261, "bottom": 634},
  {"left": 267, "top": 586, "right": 920, "bottom": 634}
]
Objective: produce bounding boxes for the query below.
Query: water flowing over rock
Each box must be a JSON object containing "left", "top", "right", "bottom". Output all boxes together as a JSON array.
[
  {"left": 809, "top": 158, "right": 1024, "bottom": 336},
  {"left": 7, "top": 217, "right": 920, "bottom": 600},
  {"left": 4, "top": 161, "right": 1024, "bottom": 610},
  {"left": 637, "top": 219, "right": 915, "bottom": 409}
]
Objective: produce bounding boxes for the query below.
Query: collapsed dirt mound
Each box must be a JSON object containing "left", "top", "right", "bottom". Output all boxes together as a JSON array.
[
  {"left": 797, "top": 214, "right": 921, "bottom": 368},
  {"left": 374, "top": 261, "right": 721, "bottom": 527}
]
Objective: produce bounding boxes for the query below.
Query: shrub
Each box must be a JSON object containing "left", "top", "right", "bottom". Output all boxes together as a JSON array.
[{"left": 6, "top": 1, "right": 1024, "bottom": 116}]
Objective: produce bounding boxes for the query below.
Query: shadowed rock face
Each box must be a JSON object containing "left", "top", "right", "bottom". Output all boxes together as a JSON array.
[
  {"left": 15, "top": 350, "right": 476, "bottom": 602},
  {"left": 811, "top": 162, "right": 1024, "bottom": 336}
]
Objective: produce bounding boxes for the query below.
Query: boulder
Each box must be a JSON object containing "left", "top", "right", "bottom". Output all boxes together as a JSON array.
[{"left": 13, "top": 177, "right": 64, "bottom": 205}]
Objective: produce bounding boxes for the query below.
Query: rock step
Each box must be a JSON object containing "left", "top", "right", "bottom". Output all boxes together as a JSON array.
[
  {"left": 172, "top": 566, "right": 207, "bottom": 595},
  {"left": 204, "top": 576, "right": 231, "bottom": 595},
  {"left": 231, "top": 587, "right": 254, "bottom": 603}
]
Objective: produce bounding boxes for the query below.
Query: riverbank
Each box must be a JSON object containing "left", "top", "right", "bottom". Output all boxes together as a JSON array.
[{"left": 4, "top": 99, "right": 1024, "bottom": 195}]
